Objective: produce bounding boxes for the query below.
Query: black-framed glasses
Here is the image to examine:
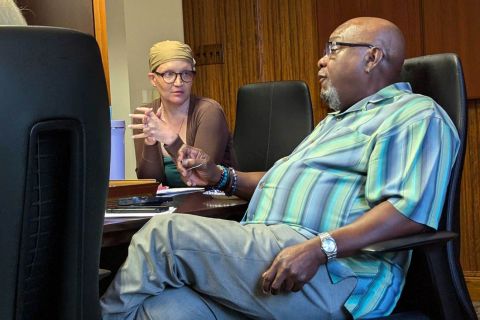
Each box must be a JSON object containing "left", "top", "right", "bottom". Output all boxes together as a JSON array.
[
  {"left": 154, "top": 70, "right": 196, "bottom": 84},
  {"left": 324, "top": 41, "right": 376, "bottom": 56}
]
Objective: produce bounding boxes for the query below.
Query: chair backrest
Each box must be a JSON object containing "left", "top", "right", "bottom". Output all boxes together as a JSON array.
[
  {"left": 394, "top": 53, "right": 476, "bottom": 319},
  {"left": 0, "top": 26, "right": 110, "bottom": 319},
  {"left": 233, "top": 80, "right": 314, "bottom": 172}
]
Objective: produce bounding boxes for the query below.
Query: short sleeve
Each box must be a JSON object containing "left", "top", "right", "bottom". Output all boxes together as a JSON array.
[{"left": 365, "top": 115, "right": 459, "bottom": 229}]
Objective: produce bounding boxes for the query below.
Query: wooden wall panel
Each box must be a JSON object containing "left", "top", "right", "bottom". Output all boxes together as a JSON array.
[
  {"left": 256, "top": 0, "right": 321, "bottom": 122},
  {"left": 422, "top": 0, "right": 480, "bottom": 99},
  {"left": 183, "top": 0, "right": 260, "bottom": 130},
  {"left": 221, "top": 0, "right": 261, "bottom": 125},
  {"left": 462, "top": 100, "right": 480, "bottom": 299},
  {"left": 465, "top": 271, "right": 480, "bottom": 301},
  {"left": 184, "top": 0, "right": 321, "bottom": 126}
]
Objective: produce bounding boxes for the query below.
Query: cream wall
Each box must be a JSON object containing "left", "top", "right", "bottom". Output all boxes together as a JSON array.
[{"left": 106, "top": 0, "right": 184, "bottom": 179}]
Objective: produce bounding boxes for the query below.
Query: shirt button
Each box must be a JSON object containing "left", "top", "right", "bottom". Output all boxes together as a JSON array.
[{"left": 259, "top": 182, "right": 265, "bottom": 189}]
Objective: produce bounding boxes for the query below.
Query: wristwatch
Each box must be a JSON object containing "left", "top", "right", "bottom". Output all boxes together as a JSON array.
[{"left": 319, "top": 232, "right": 337, "bottom": 261}]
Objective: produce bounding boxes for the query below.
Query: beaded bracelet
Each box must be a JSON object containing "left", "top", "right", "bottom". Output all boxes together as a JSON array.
[
  {"left": 225, "top": 167, "right": 238, "bottom": 196},
  {"left": 214, "top": 165, "right": 229, "bottom": 190}
]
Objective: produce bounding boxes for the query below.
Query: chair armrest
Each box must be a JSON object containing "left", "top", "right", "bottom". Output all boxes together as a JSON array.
[{"left": 360, "top": 231, "right": 457, "bottom": 253}]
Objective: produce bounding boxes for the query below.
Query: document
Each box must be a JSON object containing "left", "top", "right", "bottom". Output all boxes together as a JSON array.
[
  {"left": 156, "top": 187, "right": 204, "bottom": 196},
  {"left": 105, "top": 206, "right": 176, "bottom": 218}
]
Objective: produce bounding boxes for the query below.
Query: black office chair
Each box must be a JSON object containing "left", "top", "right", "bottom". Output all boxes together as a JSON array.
[
  {"left": 362, "top": 53, "right": 476, "bottom": 319},
  {"left": 233, "top": 80, "right": 314, "bottom": 172},
  {"left": 0, "top": 26, "right": 110, "bottom": 319}
]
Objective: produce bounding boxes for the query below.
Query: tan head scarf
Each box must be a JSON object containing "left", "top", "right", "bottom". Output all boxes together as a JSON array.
[{"left": 149, "top": 40, "right": 196, "bottom": 72}]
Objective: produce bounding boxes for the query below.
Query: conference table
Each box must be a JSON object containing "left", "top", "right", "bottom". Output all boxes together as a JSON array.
[{"left": 102, "top": 191, "right": 249, "bottom": 248}]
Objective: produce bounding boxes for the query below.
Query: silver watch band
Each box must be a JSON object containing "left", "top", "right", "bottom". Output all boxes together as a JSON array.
[{"left": 319, "top": 232, "right": 337, "bottom": 261}]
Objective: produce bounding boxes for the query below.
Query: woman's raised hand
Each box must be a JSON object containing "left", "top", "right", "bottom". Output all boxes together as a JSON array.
[{"left": 129, "top": 107, "right": 177, "bottom": 145}]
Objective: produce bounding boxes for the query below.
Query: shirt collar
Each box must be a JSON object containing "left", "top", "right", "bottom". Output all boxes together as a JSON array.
[{"left": 328, "top": 82, "right": 412, "bottom": 117}]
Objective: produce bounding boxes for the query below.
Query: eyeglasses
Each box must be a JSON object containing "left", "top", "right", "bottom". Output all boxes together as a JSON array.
[
  {"left": 154, "top": 70, "right": 196, "bottom": 84},
  {"left": 324, "top": 41, "right": 376, "bottom": 56}
]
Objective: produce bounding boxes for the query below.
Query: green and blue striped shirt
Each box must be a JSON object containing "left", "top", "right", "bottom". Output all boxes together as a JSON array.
[{"left": 242, "top": 83, "right": 459, "bottom": 318}]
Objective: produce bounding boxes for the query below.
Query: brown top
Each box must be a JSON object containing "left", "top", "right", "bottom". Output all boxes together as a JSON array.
[{"left": 133, "top": 96, "right": 237, "bottom": 182}]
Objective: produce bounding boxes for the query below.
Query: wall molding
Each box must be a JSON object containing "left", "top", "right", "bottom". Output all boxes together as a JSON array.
[{"left": 464, "top": 271, "right": 480, "bottom": 300}]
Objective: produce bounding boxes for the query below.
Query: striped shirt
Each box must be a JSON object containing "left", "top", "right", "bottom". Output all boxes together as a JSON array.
[{"left": 241, "top": 83, "right": 459, "bottom": 318}]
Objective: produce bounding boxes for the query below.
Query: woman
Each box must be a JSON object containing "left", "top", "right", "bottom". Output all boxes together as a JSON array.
[{"left": 131, "top": 40, "right": 236, "bottom": 187}]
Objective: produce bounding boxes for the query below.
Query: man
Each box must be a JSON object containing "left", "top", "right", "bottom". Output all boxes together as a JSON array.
[{"left": 101, "top": 17, "right": 459, "bottom": 319}]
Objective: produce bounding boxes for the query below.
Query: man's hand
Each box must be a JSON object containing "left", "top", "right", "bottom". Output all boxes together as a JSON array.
[
  {"left": 261, "top": 237, "right": 326, "bottom": 295},
  {"left": 176, "top": 144, "right": 221, "bottom": 187}
]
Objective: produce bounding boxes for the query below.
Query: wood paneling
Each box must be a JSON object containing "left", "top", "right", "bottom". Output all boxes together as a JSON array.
[
  {"left": 462, "top": 100, "right": 480, "bottom": 268},
  {"left": 422, "top": 0, "right": 480, "bottom": 99},
  {"left": 465, "top": 271, "right": 480, "bottom": 301},
  {"left": 183, "top": 0, "right": 480, "bottom": 299},
  {"left": 256, "top": 0, "right": 321, "bottom": 121},
  {"left": 183, "top": 0, "right": 260, "bottom": 130},
  {"left": 462, "top": 100, "right": 480, "bottom": 298},
  {"left": 183, "top": 0, "right": 321, "bottom": 127}
]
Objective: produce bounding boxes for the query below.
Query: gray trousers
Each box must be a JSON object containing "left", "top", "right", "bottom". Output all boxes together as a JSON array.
[{"left": 100, "top": 214, "right": 356, "bottom": 319}]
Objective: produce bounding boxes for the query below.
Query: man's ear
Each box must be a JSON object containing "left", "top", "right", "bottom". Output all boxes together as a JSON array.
[{"left": 364, "top": 47, "right": 384, "bottom": 73}]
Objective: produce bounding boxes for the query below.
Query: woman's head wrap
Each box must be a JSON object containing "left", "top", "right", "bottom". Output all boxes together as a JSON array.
[{"left": 149, "top": 40, "right": 196, "bottom": 72}]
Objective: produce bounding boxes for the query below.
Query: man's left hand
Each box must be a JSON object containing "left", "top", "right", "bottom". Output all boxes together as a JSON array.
[{"left": 261, "top": 237, "right": 326, "bottom": 295}]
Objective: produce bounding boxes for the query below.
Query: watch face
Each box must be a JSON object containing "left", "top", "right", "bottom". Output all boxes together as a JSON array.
[{"left": 323, "top": 239, "right": 336, "bottom": 252}]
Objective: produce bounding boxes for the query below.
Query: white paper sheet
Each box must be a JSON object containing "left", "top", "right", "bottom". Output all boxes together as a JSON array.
[
  {"left": 105, "top": 206, "right": 176, "bottom": 218},
  {"left": 156, "top": 187, "right": 204, "bottom": 196}
]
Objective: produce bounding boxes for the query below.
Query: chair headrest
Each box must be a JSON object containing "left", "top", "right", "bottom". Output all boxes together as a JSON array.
[{"left": 400, "top": 53, "right": 466, "bottom": 136}]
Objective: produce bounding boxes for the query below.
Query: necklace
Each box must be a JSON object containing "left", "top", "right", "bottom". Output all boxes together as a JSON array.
[
  {"left": 176, "top": 115, "right": 186, "bottom": 134},
  {"left": 159, "top": 107, "right": 187, "bottom": 157},
  {"left": 159, "top": 105, "right": 187, "bottom": 134}
]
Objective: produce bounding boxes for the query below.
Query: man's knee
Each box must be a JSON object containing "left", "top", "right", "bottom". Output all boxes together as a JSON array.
[
  {"left": 130, "top": 214, "right": 186, "bottom": 245},
  {"left": 131, "top": 213, "right": 221, "bottom": 251}
]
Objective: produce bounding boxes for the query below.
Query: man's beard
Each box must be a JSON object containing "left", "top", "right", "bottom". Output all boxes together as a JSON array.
[{"left": 320, "top": 83, "right": 341, "bottom": 112}]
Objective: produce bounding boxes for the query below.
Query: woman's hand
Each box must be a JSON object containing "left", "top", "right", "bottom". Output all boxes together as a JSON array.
[
  {"left": 129, "top": 107, "right": 177, "bottom": 145},
  {"left": 176, "top": 144, "right": 222, "bottom": 187}
]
